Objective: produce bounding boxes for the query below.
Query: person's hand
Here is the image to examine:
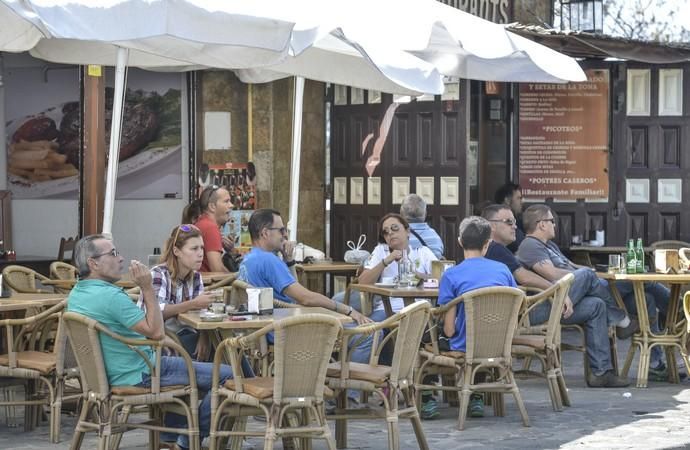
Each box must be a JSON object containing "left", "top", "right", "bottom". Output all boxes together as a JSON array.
[
  {"left": 383, "top": 250, "right": 403, "bottom": 266},
  {"left": 562, "top": 296, "right": 574, "bottom": 319},
  {"left": 192, "top": 292, "right": 215, "bottom": 310},
  {"left": 351, "top": 309, "right": 373, "bottom": 325},
  {"left": 222, "top": 235, "right": 234, "bottom": 252},
  {"left": 195, "top": 333, "right": 210, "bottom": 361},
  {"left": 129, "top": 260, "right": 152, "bottom": 288},
  {"left": 281, "top": 240, "right": 297, "bottom": 262}
]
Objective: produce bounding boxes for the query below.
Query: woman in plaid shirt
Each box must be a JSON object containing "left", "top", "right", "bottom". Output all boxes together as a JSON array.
[{"left": 148, "top": 224, "right": 215, "bottom": 359}]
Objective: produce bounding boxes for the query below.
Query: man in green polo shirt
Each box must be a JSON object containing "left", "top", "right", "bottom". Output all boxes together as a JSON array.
[{"left": 67, "top": 234, "right": 233, "bottom": 450}]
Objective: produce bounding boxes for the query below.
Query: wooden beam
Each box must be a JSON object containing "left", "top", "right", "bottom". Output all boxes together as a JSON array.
[{"left": 82, "top": 65, "right": 106, "bottom": 235}]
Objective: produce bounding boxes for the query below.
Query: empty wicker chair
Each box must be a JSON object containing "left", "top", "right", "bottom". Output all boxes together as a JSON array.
[
  {"left": 327, "top": 301, "right": 431, "bottom": 450},
  {"left": 0, "top": 300, "right": 68, "bottom": 443},
  {"left": 2, "top": 265, "right": 53, "bottom": 294},
  {"left": 416, "top": 286, "right": 528, "bottom": 430},
  {"left": 62, "top": 311, "right": 201, "bottom": 450},
  {"left": 512, "top": 273, "right": 574, "bottom": 411},
  {"left": 49, "top": 262, "right": 78, "bottom": 294},
  {"left": 209, "top": 313, "right": 342, "bottom": 449}
]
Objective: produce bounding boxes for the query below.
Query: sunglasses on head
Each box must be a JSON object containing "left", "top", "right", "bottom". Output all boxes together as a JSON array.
[
  {"left": 172, "top": 224, "right": 198, "bottom": 246},
  {"left": 201, "top": 185, "right": 221, "bottom": 205}
]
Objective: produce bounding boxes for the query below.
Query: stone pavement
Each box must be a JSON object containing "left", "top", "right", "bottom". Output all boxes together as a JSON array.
[{"left": 3, "top": 331, "right": 690, "bottom": 450}]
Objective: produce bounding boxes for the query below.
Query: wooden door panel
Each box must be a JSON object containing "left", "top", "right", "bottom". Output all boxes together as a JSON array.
[
  {"left": 661, "top": 126, "right": 681, "bottom": 167},
  {"left": 626, "top": 213, "right": 648, "bottom": 240},
  {"left": 332, "top": 115, "right": 349, "bottom": 169},
  {"left": 417, "top": 111, "right": 435, "bottom": 167},
  {"left": 438, "top": 214, "right": 460, "bottom": 262},
  {"left": 660, "top": 213, "right": 680, "bottom": 241},
  {"left": 629, "top": 126, "right": 649, "bottom": 168},
  {"left": 441, "top": 111, "right": 460, "bottom": 165}
]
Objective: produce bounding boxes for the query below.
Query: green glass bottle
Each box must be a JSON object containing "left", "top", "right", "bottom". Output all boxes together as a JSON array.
[
  {"left": 626, "top": 239, "right": 637, "bottom": 274},
  {"left": 635, "top": 238, "right": 645, "bottom": 273}
]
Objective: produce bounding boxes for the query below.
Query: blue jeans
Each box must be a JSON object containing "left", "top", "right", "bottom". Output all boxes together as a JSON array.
[
  {"left": 568, "top": 268, "right": 626, "bottom": 326},
  {"left": 138, "top": 356, "right": 233, "bottom": 449},
  {"left": 530, "top": 295, "right": 613, "bottom": 376}
]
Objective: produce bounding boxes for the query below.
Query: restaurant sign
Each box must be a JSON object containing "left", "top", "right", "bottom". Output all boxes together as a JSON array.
[{"left": 518, "top": 69, "right": 609, "bottom": 201}]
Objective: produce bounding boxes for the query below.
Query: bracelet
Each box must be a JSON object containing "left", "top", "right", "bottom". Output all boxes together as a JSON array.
[{"left": 286, "top": 260, "right": 296, "bottom": 267}]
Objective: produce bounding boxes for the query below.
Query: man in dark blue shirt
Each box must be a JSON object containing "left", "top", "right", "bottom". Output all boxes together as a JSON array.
[{"left": 482, "top": 204, "right": 629, "bottom": 388}]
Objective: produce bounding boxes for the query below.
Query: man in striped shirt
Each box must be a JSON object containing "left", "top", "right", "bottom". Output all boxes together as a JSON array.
[{"left": 400, "top": 194, "right": 444, "bottom": 259}]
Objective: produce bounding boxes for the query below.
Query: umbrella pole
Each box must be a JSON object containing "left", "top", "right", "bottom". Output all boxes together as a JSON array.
[
  {"left": 102, "top": 47, "right": 129, "bottom": 236},
  {"left": 287, "top": 76, "right": 305, "bottom": 242}
]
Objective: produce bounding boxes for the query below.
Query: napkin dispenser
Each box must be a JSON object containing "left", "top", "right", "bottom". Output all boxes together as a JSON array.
[
  {"left": 247, "top": 287, "right": 273, "bottom": 314},
  {"left": 654, "top": 249, "right": 679, "bottom": 273}
]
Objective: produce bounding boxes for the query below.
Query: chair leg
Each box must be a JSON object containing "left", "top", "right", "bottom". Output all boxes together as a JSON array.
[
  {"left": 457, "top": 387, "right": 471, "bottom": 431},
  {"left": 556, "top": 369, "right": 571, "bottom": 407},
  {"left": 402, "top": 387, "right": 429, "bottom": 450},
  {"left": 108, "top": 405, "right": 131, "bottom": 450},
  {"left": 264, "top": 406, "right": 279, "bottom": 450},
  {"left": 637, "top": 345, "right": 651, "bottom": 388},
  {"left": 509, "top": 380, "right": 530, "bottom": 427},
  {"left": 335, "top": 390, "right": 347, "bottom": 449},
  {"left": 70, "top": 400, "right": 92, "bottom": 450}
]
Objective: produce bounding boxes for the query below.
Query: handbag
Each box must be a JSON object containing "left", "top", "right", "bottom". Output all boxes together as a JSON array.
[{"left": 344, "top": 234, "right": 370, "bottom": 264}]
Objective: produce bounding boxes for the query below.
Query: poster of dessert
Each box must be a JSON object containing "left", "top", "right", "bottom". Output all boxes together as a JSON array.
[{"left": 3, "top": 57, "right": 183, "bottom": 199}]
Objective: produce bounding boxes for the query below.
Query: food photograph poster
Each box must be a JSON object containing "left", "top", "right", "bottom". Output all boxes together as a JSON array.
[{"left": 4, "top": 56, "right": 183, "bottom": 199}]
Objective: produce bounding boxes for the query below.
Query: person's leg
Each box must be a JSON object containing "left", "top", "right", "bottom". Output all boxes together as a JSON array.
[
  {"left": 568, "top": 268, "right": 626, "bottom": 326},
  {"left": 561, "top": 296, "right": 613, "bottom": 376}
]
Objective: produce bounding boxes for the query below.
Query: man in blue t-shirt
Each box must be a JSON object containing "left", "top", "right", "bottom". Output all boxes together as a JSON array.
[
  {"left": 438, "top": 216, "right": 516, "bottom": 418},
  {"left": 66, "top": 235, "right": 234, "bottom": 450},
  {"left": 239, "top": 209, "right": 373, "bottom": 402}
]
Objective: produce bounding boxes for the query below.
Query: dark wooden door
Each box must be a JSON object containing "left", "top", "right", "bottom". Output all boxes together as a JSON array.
[{"left": 330, "top": 84, "right": 469, "bottom": 263}]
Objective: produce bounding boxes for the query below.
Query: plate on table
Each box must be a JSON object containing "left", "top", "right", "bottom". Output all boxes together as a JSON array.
[
  {"left": 375, "top": 282, "right": 397, "bottom": 288},
  {"left": 199, "top": 312, "right": 226, "bottom": 322}
]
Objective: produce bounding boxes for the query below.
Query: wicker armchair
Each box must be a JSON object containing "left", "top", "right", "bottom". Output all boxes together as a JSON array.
[
  {"left": 48, "top": 262, "right": 78, "bottom": 294},
  {"left": 512, "top": 273, "right": 574, "bottom": 411},
  {"left": 327, "top": 301, "right": 431, "bottom": 450},
  {"left": 415, "top": 286, "right": 528, "bottom": 430},
  {"left": 0, "top": 300, "right": 70, "bottom": 442},
  {"left": 2, "top": 265, "right": 53, "bottom": 294},
  {"left": 209, "top": 313, "right": 342, "bottom": 449},
  {"left": 206, "top": 272, "right": 238, "bottom": 291},
  {"left": 62, "top": 312, "right": 200, "bottom": 450}
]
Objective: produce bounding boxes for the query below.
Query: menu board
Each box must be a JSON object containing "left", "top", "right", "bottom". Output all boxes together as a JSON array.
[{"left": 518, "top": 69, "right": 609, "bottom": 200}]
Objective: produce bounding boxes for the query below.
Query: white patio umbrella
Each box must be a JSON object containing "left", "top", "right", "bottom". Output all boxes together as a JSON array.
[
  {"left": 0, "top": 0, "right": 445, "bottom": 238},
  {"left": 1, "top": 0, "right": 585, "bottom": 241}
]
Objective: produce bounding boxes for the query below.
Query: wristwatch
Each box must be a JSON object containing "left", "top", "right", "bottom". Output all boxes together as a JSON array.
[
  {"left": 346, "top": 306, "right": 353, "bottom": 316},
  {"left": 285, "top": 259, "right": 296, "bottom": 267}
]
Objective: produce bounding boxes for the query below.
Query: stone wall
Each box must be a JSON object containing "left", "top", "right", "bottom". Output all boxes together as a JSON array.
[
  {"left": 513, "top": 0, "right": 553, "bottom": 26},
  {"left": 198, "top": 72, "right": 325, "bottom": 250}
]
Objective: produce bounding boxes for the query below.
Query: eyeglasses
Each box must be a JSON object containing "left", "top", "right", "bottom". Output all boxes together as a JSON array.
[
  {"left": 381, "top": 224, "right": 402, "bottom": 236},
  {"left": 267, "top": 226, "right": 287, "bottom": 234},
  {"left": 539, "top": 218, "right": 556, "bottom": 224},
  {"left": 489, "top": 218, "right": 516, "bottom": 226},
  {"left": 91, "top": 248, "right": 119, "bottom": 259}
]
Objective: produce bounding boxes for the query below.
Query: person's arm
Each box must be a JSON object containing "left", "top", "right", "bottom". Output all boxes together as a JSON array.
[
  {"left": 283, "top": 282, "right": 371, "bottom": 325},
  {"left": 513, "top": 267, "right": 553, "bottom": 290},
  {"left": 359, "top": 249, "right": 402, "bottom": 285},
  {"left": 161, "top": 291, "right": 215, "bottom": 320},
  {"left": 443, "top": 306, "right": 457, "bottom": 338},
  {"left": 129, "top": 261, "right": 165, "bottom": 340},
  {"left": 530, "top": 258, "right": 573, "bottom": 282},
  {"left": 205, "top": 251, "right": 229, "bottom": 273}
]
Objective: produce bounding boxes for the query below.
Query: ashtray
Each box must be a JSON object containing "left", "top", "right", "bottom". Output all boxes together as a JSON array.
[{"left": 199, "top": 312, "right": 225, "bottom": 322}]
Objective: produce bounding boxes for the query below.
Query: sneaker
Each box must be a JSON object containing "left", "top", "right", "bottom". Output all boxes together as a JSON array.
[
  {"left": 420, "top": 398, "right": 440, "bottom": 420},
  {"left": 616, "top": 317, "right": 639, "bottom": 340},
  {"left": 587, "top": 370, "right": 630, "bottom": 388},
  {"left": 648, "top": 363, "right": 668, "bottom": 382},
  {"left": 469, "top": 394, "right": 484, "bottom": 418}
]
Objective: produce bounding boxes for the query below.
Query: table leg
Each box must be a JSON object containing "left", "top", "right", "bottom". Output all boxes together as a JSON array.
[
  {"left": 382, "top": 296, "right": 394, "bottom": 318},
  {"left": 665, "top": 284, "right": 682, "bottom": 384},
  {"left": 632, "top": 280, "right": 651, "bottom": 388}
]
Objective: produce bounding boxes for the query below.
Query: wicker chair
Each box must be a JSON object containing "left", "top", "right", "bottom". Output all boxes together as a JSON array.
[
  {"left": 49, "top": 262, "right": 78, "bottom": 294},
  {"left": 327, "top": 301, "right": 431, "bottom": 450},
  {"left": 57, "top": 236, "right": 77, "bottom": 263},
  {"left": 2, "top": 265, "right": 53, "bottom": 294},
  {"left": 209, "top": 313, "right": 342, "bottom": 450},
  {"left": 416, "top": 286, "right": 528, "bottom": 430},
  {"left": 512, "top": 273, "right": 574, "bottom": 411},
  {"left": 0, "top": 300, "right": 70, "bottom": 442},
  {"left": 62, "top": 311, "right": 201, "bottom": 450},
  {"left": 206, "top": 272, "right": 238, "bottom": 291}
]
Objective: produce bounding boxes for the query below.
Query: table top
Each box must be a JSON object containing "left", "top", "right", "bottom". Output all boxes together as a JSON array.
[
  {"left": 569, "top": 246, "right": 652, "bottom": 253},
  {"left": 296, "top": 262, "right": 360, "bottom": 273},
  {"left": 0, "top": 293, "right": 67, "bottom": 312},
  {"left": 350, "top": 283, "right": 439, "bottom": 298},
  {"left": 178, "top": 306, "right": 353, "bottom": 330},
  {"left": 597, "top": 272, "right": 690, "bottom": 282}
]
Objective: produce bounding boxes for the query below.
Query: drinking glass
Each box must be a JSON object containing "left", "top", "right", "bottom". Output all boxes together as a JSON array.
[{"left": 608, "top": 254, "right": 621, "bottom": 274}]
